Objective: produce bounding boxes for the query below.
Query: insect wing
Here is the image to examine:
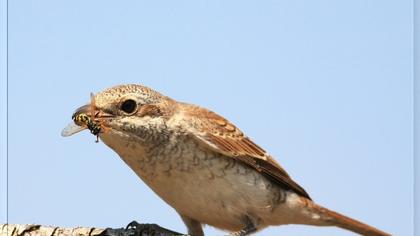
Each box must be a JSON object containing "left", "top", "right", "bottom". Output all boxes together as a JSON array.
[{"left": 61, "top": 122, "right": 87, "bottom": 137}]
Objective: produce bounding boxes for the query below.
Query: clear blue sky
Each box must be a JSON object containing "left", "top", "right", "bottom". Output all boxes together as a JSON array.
[{"left": 0, "top": 1, "right": 414, "bottom": 235}]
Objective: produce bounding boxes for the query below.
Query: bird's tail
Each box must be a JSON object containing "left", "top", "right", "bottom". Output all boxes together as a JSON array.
[{"left": 301, "top": 198, "right": 391, "bottom": 236}]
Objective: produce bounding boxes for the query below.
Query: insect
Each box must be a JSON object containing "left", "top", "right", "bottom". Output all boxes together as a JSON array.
[
  {"left": 62, "top": 112, "right": 102, "bottom": 142},
  {"left": 61, "top": 93, "right": 107, "bottom": 142},
  {"left": 73, "top": 113, "right": 102, "bottom": 135}
]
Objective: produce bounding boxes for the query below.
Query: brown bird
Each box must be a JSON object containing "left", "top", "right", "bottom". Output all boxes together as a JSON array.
[{"left": 62, "top": 84, "right": 390, "bottom": 236}]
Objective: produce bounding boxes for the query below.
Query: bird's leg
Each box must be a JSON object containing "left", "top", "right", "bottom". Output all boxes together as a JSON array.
[
  {"left": 97, "top": 220, "right": 185, "bottom": 236},
  {"left": 125, "top": 221, "right": 185, "bottom": 236},
  {"left": 179, "top": 215, "right": 204, "bottom": 236},
  {"left": 227, "top": 217, "right": 258, "bottom": 236}
]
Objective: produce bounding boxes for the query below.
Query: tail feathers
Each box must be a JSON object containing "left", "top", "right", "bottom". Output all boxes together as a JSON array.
[
  {"left": 302, "top": 199, "right": 391, "bottom": 236},
  {"left": 325, "top": 207, "right": 390, "bottom": 236}
]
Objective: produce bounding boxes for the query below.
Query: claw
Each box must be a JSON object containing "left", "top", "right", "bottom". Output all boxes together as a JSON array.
[{"left": 96, "top": 220, "right": 185, "bottom": 236}]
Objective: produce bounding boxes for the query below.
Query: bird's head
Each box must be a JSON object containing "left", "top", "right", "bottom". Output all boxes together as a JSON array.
[{"left": 62, "top": 84, "right": 177, "bottom": 149}]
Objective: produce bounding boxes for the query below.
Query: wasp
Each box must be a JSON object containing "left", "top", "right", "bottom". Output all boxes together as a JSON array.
[
  {"left": 73, "top": 113, "right": 102, "bottom": 136},
  {"left": 66, "top": 112, "right": 102, "bottom": 142},
  {"left": 61, "top": 93, "right": 107, "bottom": 142}
]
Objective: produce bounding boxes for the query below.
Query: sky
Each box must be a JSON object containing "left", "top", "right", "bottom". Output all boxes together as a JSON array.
[{"left": 0, "top": 1, "right": 414, "bottom": 236}]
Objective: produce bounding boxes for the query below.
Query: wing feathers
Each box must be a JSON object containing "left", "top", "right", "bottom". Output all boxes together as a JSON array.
[{"left": 182, "top": 104, "right": 311, "bottom": 199}]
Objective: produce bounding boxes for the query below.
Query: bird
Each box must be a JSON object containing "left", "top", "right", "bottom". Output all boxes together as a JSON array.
[{"left": 62, "top": 84, "right": 390, "bottom": 236}]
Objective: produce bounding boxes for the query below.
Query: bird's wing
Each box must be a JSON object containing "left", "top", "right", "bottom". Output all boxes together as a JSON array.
[{"left": 182, "top": 104, "right": 311, "bottom": 199}]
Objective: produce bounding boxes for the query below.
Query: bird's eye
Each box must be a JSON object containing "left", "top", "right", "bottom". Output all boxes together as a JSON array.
[{"left": 120, "top": 99, "right": 137, "bottom": 114}]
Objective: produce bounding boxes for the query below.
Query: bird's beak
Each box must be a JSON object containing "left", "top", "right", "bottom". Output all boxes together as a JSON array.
[
  {"left": 72, "top": 104, "right": 114, "bottom": 121},
  {"left": 72, "top": 104, "right": 91, "bottom": 120},
  {"left": 61, "top": 103, "right": 114, "bottom": 138}
]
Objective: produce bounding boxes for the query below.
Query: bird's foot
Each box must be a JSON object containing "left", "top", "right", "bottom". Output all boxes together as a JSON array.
[
  {"left": 226, "top": 226, "right": 257, "bottom": 236},
  {"left": 97, "top": 220, "right": 185, "bottom": 236},
  {"left": 226, "top": 217, "right": 257, "bottom": 236}
]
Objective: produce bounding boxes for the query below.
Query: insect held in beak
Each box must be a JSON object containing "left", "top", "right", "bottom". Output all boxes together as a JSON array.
[{"left": 61, "top": 93, "right": 108, "bottom": 142}]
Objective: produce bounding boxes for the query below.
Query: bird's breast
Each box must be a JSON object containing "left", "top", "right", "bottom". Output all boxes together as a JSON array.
[{"left": 101, "top": 131, "right": 290, "bottom": 230}]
